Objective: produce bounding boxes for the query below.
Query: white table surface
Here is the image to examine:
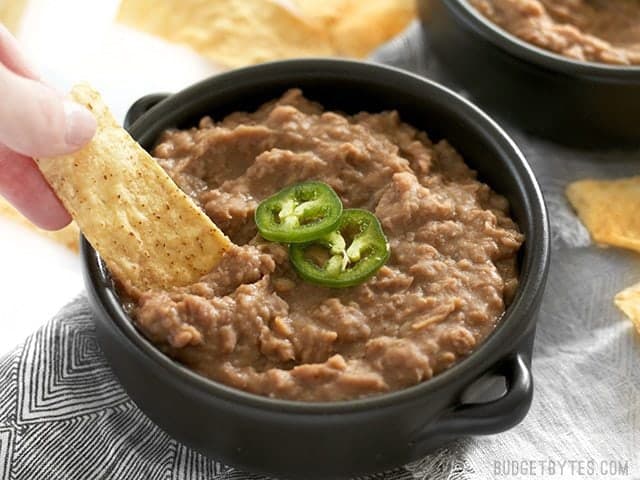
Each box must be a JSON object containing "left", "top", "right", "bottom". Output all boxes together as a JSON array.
[{"left": 1, "top": 0, "right": 221, "bottom": 355}]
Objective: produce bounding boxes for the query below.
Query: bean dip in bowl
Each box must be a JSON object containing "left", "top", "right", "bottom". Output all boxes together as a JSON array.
[
  {"left": 419, "top": 0, "right": 640, "bottom": 147},
  {"left": 83, "top": 59, "right": 550, "bottom": 478},
  {"left": 470, "top": 0, "right": 640, "bottom": 66}
]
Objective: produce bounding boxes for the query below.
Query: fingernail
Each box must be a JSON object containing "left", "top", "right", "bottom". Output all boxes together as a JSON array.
[{"left": 63, "top": 101, "right": 96, "bottom": 147}]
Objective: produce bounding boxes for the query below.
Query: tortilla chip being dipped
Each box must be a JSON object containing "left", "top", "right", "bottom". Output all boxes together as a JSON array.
[
  {"left": 35, "top": 84, "right": 231, "bottom": 291},
  {"left": 566, "top": 177, "right": 640, "bottom": 253},
  {"left": 615, "top": 282, "right": 640, "bottom": 335}
]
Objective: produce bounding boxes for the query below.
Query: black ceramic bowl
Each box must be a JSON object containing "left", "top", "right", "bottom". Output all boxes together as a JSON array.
[
  {"left": 83, "top": 59, "right": 550, "bottom": 479},
  {"left": 419, "top": 0, "right": 640, "bottom": 148}
]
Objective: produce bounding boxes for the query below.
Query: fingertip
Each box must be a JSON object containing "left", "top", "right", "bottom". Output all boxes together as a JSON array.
[
  {"left": 0, "top": 72, "right": 97, "bottom": 158},
  {"left": 63, "top": 100, "right": 96, "bottom": 149}
]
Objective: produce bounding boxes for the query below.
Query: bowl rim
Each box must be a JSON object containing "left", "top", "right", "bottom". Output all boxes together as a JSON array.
[
  {"left": 84, "top": 58, "right": 550, "bottom": 415},
  {"left": 451, "top": 0, "right": 640, "bottom": 78}
]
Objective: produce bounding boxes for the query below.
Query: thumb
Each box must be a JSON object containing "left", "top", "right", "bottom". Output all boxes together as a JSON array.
[{"left": 0, "top": 63, "right": 96, "bottom": 158}]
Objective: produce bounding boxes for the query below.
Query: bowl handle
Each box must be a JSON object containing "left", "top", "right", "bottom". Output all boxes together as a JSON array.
[
  {"left": 419, "top": 352, "right": 532, "bottom": 444},
  {"left": 124, "top": 93, "right": 171, "bottom": 130}
]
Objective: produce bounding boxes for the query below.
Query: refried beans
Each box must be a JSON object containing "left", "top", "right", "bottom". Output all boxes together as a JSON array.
[
  {"left": 119, "top": 89, "right": 524, "bottom": 402},
  {"left": 469, "top": 0, "right": 640, "bottom": 65}
]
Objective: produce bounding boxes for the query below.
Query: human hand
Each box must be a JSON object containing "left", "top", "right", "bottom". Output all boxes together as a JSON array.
[{"left": 0, "top": 24, "right": 96, "bottom": 230}]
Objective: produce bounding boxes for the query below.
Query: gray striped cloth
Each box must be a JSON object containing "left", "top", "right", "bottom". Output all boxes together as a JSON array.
[
  {"left": 0, "top": 297, "right": 471, "bottom": 479},
  {"left": 1, "top": 21, "right": 638, "bottom": 480}
]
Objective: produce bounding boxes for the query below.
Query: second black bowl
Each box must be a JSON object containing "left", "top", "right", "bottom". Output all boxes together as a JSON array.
[{"left": 419, "top": 0, "right": 640, "bottom": 148}]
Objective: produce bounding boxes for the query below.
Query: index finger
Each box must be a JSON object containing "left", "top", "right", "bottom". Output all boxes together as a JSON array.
[{"left": 0, "top": 142, "right": 71, "bottom": 230}]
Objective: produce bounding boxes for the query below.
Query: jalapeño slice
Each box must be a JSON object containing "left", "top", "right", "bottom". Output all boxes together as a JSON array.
[
  {"left": 255, "top": 181, "right": 343, "bottom": 243},
  {"left": 289, "top": 209, "right": 390, "bottom": 288}
]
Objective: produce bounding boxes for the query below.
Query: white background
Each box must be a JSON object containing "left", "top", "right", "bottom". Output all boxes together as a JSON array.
[{"left": 0, "top": 0, "right": 221, "bottom": 354}]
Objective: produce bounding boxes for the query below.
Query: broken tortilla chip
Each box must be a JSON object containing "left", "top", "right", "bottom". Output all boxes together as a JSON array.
[
  {"left": 0, "top": 0, "right": 28, "bottom": 34},
  {"left": 35, "top": 84, "right": 231, "bottom": 291},
  {"left": 292, "top": 0, "right": 416, "bottom": 57},
  {"left": 0, "top": 197, "right": 80, "bottom": 253},
  {"left": 566, "top": 177, "right": 640, "bottom": 253},
  {"left": 615, "top": 282, "right": 640, "bottom": 335},
  {"left": 116, "top": 0, "right": 333, "bottom": 68},
  {"left": 116, "top": 0, "right": 416, "bottom": 66}
]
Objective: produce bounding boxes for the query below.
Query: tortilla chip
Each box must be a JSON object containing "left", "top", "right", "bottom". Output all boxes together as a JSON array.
[
  {"left": 0, "top": 0, "right": 28, "bottom": 34},
  {"left": 615, "top": 282, "right": 640, "bottom": 335},
  {"left": 293, "top": 0, "right": 416, "bottom": 58},
  {"left": 0, "top": 197, "right": 80, "bottom": 253},
  {"left": 116, "top": 0, "right": 333, "bottom": 67},
  {"left": 36, "top": 84, "right": 231, "bottom": 291},
  {"left": 566, "top": 177, "right": 640, "bottom": 253}
]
